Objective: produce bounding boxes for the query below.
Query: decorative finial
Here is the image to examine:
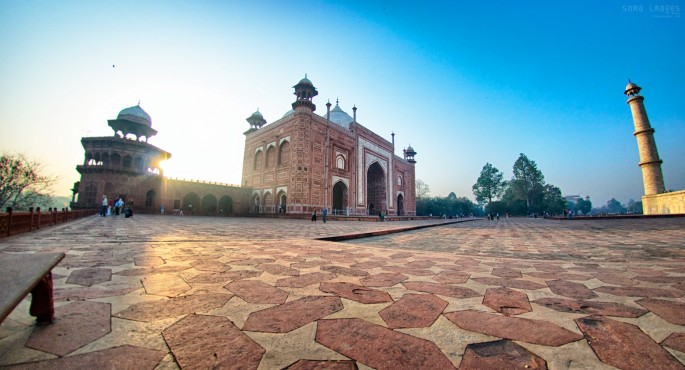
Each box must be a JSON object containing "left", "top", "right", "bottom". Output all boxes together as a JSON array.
[
  {"left": 257, "top": 106, "right": 260, "bottom": 112},
  {"left": 628, "top": 78, "right": 632, "bottom": 83},
  {"left": 137, "top": 100, "right": 140, "bottom": 106},
  {"left": 336, "top": 98, "right": 339, "bottom": 105},
  {"left": 305, "top": 73, "right": 308, "bottom": 79}
]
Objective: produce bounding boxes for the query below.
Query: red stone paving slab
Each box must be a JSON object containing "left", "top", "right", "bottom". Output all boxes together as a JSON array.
[
  {"left": 65, "top": 267, "right": 112, "bottom": 286},
  {"left": 444, "top": 310, "right": 583, "bottom": 346},
  {"left": 113, "top": 267, "right": 154, "bottom": 276},
  {"left": 525, "top": 272, "right": 559, "bottom": 279},
  {"left": 491, "top": 267, "right": 522, "bottom": 279},
  {"left": 1, "top": 344, "right": 166, "bottom": 370},
  {"left": 190, "top": 259, "right": 230, "bottom": 272},
  {"left": 320, "top": 282, "right": 393, "bottom": 304},
  {"left": 255, "top": 263, "right": 300, "bottom": 276},
  {"left": 284, "top": 359, "right": 358, "bottom": 369},
  {"left": 533, "top": 298, "right": 648, "bottom": 318},
  {"left": 406, "top": 260, "right": 436, "bottom": 269},
  {"left": 361, "top": 272, "right": 408, "bottom": 287},
  {"left": 636, "top": 276, "right": 685, "bottom": 284},
  {"left": 636, "top": 298, "right": 685, "bottom": 325},
  {"left": 243, "top": 296, "right": 343, "bottom": 333},
  {"left": 381, "top": 266, "right": 435, "bottom": 276},
  {"left": 379, "top": 293, "right": 447, "bottom": 328},
  {"left": 432, "top": 271, "right": 470, "bottom": 284},
  {"left": 403, "top": 281, "right": 481, "bottom": 299},
  {"left": 350, "top": 260, "right": 387, "bottom": 269},
  {"left": 389, "top": 252, "right": 414, "bottom": 259},
  {"left": 555, "top": 273, "right": 593, "bottom": 281},
  {"left": 575, "top": 316, "right": 684, "bottom": 370},
  {"left": 458, "top": 339, "right": 548, "bottom": 370},
  {"left": 455, "top": 257, "right": 481, "bottom": 266},
  {"left": 534, "top": 263, "right": 566, "bottom": 272},
  {"left": 226, "top": 280, "right": 288, "bottom": 304},
  {"left": 163, "top": 314, "right": 265, "bottom": 370},
  {"left": 471, "top": 277, "right": 547, "bottom": 290},
  {"left": 546, "top": 279, "right": 598, "bottom": 300},
  {"left": 276, "top": 272, "right": 336, "bottom": 288},
  {"left": 291, "top": 260, "right": 332, "bottom": 269},
  {"left": 134, "top": 256, "right": 165, "bottom": 266},
  {"left": 594, "top": 286, "right": 683, "bottom": 298},
  {"left": 188, "top": 270, "right": 263, "bottom": 284},
  {"left": 26, "top": 301, "right": 111, "bottom": 356},
  {"left": 320, "top": 265, "right": 369, "bottom": 277},
  {"left": 482, "top": 287, "right": 532, "bottom": 315},
  {"left": 675, "top": 283, "right": 685, "bottom": 292},
  {"left": 114, "top": 293, "right": 232, "bottom": 321},
  {"left": 316, "top": 318, "right": 455, "bottom": 370},
  {"left": 662, "top": 333, "right": 685, "bottom": 353}
]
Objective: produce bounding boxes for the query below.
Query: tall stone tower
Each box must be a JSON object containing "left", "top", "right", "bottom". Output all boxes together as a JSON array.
[{"left": 624, "top": 81, "right": 666, "bottom": 196}]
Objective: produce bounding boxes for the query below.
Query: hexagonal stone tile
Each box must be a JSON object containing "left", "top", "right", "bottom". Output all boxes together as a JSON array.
[
  {"left": 66, "top": 268, "right": 112, "bottom": 286},
  {"left": 546, "top": 280, "right": 597, "bottom": 300},
  {"left": 190, "top": 259, "right": 230, "bottom": 272},
  {"left": 491, "top": 267, "right": 522, "bottom": 279},
  {"left": 406, "top": 260, "right": 435, "bottom": 268},
  {"left": 26, "top": 301, "right": 111, "bottom": 356},
  {"left": 592, "top": 272, "right": 636, "bottom": 286},
  {"left": 593, "top": 286, "right": 683, "bottom": 298},
  {"left": 444, "top": 310, "right": 583, "bottom": 346},
  {"left": 575, "top": 315, "right": 684, "bottom": 370},
  {"left": 532, "top": 298, "right": 648, "bottom": 318},
  {"left": 316, "top": 318, "right": 454, "bottom": 369},
  {"left": 379, "top": 293, "right": 447, "bottom": 328},
  {"left": 114, "top": 293, "right": 232, "bottom": 321},
  {"left": 459, "top": 339, "right": 547, "bottom": 370},
  {"left": 225, "top": 280, "right": 288, "bottom": 304},
  {"left": 403, "top": 281, "right": 481, "bottom": 298},
  {"left": 319, "top": 282, "right": 393, "bottom": 304},
  {"left": 163, "top": 314, "right": 264, "bottom": 369},
  {"left": 482, "top": 287, "right": 531, "bottom": 315},
  {"left": 382, "top": 266, "right": 435, "bottom": 276},
  {"left": 471, "top": 277, "right": 547, "bottom": 290},
  {"left": 534, "top": 263, "right": 566, "bottom": 273},
  {"left": 361, "top": 272, "right": 408, "bottom": 287},
  {"left": 256, "top": 263, "right": 299, "bottom": 276},
  {"left": 2, "top": 345, "right": 166, "bottom": 370},
  {"left": 243, "top": 296, "right": 343, "bottom": 333},
  {"left": 320, "top": 265, "right": 369, "bottom": 277},
  {"left": 231, "top": 257, "right": 277, "bottom": 266},
  {"left": 285, "top": 359, "right": 358, "bottom": 369},
  {"left": 142, "top": 273, "right": 191, "bottom": 297},
  {"left": 662, "top": 333, "right": 685, "bottom": 353},
  {"left": 189, "top": 270, "right": 262, "bottom": 284},
  {"left": 636, "top": 298, "right": 685, "bottom": 325},
  {"left": 276, "top": 272, "right": 336, "bottom": 288},
  {"left": 432, "top": 271, "right": 470, "bottom": 284},
  {"left": 351, "top": 260, "right": 386, "bottom": 269}
]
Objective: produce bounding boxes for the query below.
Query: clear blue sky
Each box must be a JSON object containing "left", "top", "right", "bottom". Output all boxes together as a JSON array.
[{"left": 1, "top": 0, "right": 683, "bottom": 207}]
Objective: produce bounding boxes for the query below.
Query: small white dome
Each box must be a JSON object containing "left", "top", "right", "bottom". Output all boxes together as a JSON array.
[{"left": 117, "top": 105, "right": 151, "bottom": 126}]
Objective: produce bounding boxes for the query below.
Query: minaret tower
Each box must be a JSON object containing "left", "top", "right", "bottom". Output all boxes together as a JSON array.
[
  {"left": 624, "top": 81, "right": 665, "bottom": 195},
  {"left": 292, "top": 74, "right": 318, "bottom": 112}
]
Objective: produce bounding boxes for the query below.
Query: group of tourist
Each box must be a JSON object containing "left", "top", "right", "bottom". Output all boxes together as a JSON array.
[
  {"left": 311, "top": 207, "right": 329, "bottom": 223},
  {"left": 100, "top": 195, "right": 133, "bottom": 218}
]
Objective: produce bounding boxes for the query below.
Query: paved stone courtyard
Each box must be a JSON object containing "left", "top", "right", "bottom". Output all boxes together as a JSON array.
[{"left": 0, "top": 215, "right": 684, "bottom": 369}]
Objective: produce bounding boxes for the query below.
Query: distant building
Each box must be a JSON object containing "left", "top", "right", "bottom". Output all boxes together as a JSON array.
[
  {"left": 70, "top": 104, "right": 250, "bottom": 215},
  {"left": 242, "top": 76, "right": 417, "bottom": 216},
  {"left": 624, "top": 82, "right": 684, "bottom": 214},
  {"left": 70, "top": 76, "right": 418, "bottom": 217}
]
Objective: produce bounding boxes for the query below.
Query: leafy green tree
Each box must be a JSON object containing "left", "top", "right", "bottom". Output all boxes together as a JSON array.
[
  {"left": 626, "top": 199, "right": 642, "bottom": 214},
  {"left": 1, "top": 153, "right": 56, "bottom": 210},
  {"left": 509, "top": 153, "right": 545, "bottom": 211},
  {"left": 606, "top": 198, "right": 626, "bottom": 214},
  {"left": 576, "top": 197, "right": 592, "bottom": 215},
  {"left": 472, "top": 163, "right": 506, "bottom": 204},
  {"left": 416, "top": 179, "right": 430, "bottom": 200},
  {"left": 541, "top": 184, "right": 566, "bottom": 215}
]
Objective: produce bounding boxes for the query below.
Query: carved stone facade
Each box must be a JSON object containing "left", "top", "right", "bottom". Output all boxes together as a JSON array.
[{"left": 242, "top": 77, "right": 416, "bottom": 216}]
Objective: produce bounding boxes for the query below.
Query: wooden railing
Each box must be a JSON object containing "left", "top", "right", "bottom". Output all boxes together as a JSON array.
[{"left": 0, "top": 207, "right": 97, "bottom": 238}]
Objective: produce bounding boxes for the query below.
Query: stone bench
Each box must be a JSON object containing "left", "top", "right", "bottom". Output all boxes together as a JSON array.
[{"left": 0, "top": 252, "right": 65, "bottom": 324}]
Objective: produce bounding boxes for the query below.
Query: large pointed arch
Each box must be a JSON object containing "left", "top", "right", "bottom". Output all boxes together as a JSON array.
[{"left": 366, "top": 161, "right": 386, "bottom": 215}]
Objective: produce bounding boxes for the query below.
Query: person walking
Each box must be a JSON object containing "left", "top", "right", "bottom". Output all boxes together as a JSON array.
[
  {"left": 311, "top": 209, "right": 317, "bottom": 222},
  {"left": 101, "top": 195, "right": 108, "bottom": 217},
  {"left": 322, "top": 207, "right": 328, "bottom": 223}
]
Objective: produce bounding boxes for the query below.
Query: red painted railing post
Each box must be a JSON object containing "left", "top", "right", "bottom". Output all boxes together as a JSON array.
[
  {"left": 5, "top": 207, "right": 11, "bottom": 237},
  {"left": 36, "top": 207, "right": 41, "bottom": 229},
  {"left": 28, "top": 207, "right": 34, "bottom": 231}
]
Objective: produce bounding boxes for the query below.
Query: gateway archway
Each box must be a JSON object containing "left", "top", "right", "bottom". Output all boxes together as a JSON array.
[{"left": 366, "top": 162, "right": 386, "bottom": 215}]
